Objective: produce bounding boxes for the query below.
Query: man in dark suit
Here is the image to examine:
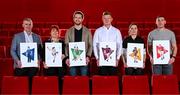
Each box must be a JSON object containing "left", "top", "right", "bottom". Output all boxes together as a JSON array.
[{"left": 11, "top": 18, "right": 42, "bottom": 77}]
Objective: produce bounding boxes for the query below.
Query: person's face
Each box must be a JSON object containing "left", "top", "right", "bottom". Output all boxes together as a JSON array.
[
  {"left": 73, "top": 14, "right": 83, "bottom": 25},
  {"left": 102, "top": 15, "right": 113, "bottom": 26},
  {"left": 51, "top": 28, "right": 59, "bottom": 38},
  {"left": 156, "top": 17, "right": 166, "bottom": 28},
  {"left": 129, "top": 25, "right": 138, "bottom": 36},
  {"left": 22, "top": 20, "right": 33, "bottom": 32}
]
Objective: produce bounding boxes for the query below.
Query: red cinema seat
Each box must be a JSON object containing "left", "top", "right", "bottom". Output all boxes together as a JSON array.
[
  {"left": 87, "top": 22, "right": 102, "bottom": 28},
  {"left": 92, "top": 76, "right": 120, "bottom": 94},
  {"left": 122, "top": 75, "right": 150, "bottom": 94},
  {"left": 174, "top": 56, "right": 180, "bottom": 81},
  {"left": 0, "top": 58, "right": 14, "bottom": 76},
  {"left": 32, "top": 76, "right": 59, "bottom": 94},
  {"left": 0, "top": 46, "right": 6, "bottom": 58},
  {"left": 62, "top": 76, "right": 89, "bottom": 94},
  {"left": 59, "top": 29, "right": 67, "bottom": 39},
  {"left": 152, "top": 75, "right": 179, "bottom": 94},
  {"left": 1, "top": 76, "right": 29, "bottom": 94}
]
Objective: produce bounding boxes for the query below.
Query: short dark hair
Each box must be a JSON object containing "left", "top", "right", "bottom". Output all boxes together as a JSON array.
[
  {"left": 73, "top": 11, "right": 84, "bottom": 19},
  {"left": 102, "top": 11, "right": 112, "bottom": 16},
  {"left": 51, "top": 25, "right": 59, "bottom": 31}
]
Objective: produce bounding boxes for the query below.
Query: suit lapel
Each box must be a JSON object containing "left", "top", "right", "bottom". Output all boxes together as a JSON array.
[
  {"left": 20, "top": 32, "right": 26, "bottom": 42},
  {"left": 71, "top": 28, "right": 75, "bottom": 42},
  {"left": 82, "top": 26, "right": 86, "bottom": 41}
]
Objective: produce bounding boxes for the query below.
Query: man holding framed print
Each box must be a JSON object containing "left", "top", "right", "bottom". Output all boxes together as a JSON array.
[
  {"left": 93, "top": 11, "right": 122, "bottom": 75},
  {"left": 11, "top": 18, "right": 42, "bottom": 77},
  {"left": 147, "top": 16, "right": 177, "bottom": 75},
  {"left": 65, "top": 11, "right": 92, "bottom": 76}
]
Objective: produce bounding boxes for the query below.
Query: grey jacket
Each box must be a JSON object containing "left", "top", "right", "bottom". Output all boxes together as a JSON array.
[{"left": 11, "top": 32, "right": 42, "bottom": 68}]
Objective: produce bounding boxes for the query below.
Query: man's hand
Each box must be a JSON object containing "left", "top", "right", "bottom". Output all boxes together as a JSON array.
[
  {"left": 150, "top": 56, "right": 154, "bottom": 64},
  {"left": 169, "top": 57, "right": 175, "bottom": 64},
  {"left": 66, "top": 58, "right": 70, "bottom": 67},
  {"left": 17, "top": 60, "right": 22, "bottom": 68},
  {"left": 96, "top": 59, "right": 99, "bottom": 66},
  {"left": 86, "top": 57, "right": 90, "bottom": 65},
  {"left": 114, "top": 59, "right": 119, "bottom": 67}
]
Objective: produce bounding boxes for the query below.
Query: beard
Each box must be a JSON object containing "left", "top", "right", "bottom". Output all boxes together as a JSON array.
[{"left": 74, "top": 22, "right": 82, "bottom": 25}]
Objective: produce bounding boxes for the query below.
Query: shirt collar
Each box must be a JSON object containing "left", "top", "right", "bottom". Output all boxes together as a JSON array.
[
  {"left": 24, "top": 31, "right": 32, "bottom": 36},
  {"left": 103, "top": 25, "right": 112, "bottom": 30}
]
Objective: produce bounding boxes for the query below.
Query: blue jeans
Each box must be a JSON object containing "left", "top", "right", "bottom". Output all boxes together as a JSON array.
[
  {"left": 69, "top": 66, "right": 88, "bottom": 76},
  {"left": 152, "top": 64, "right": 173, "bottom": 75}
]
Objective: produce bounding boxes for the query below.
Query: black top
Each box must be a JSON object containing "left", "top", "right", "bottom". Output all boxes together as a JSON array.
[
  {"left": 42, "top": 38, "right": 65, "bottom": 61},
  {"left": 123, "top": 36, "right": 145, "bottom": 48},
  {"left": 74, "top": 28, "right": 83, "bottom": 42}
]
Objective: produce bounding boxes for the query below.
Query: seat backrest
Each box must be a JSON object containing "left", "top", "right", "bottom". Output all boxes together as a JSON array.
[
  {"left": 0, "top": 46, "right": 5, "bottom": 58},
  {"left": 62, "top": 76, "right": 89, "bottom": 94},
  {"left": 152, "top": 75, "right": 179, "bottom": 94},
  {"left": 92, "top": 76, "right": 120, "bottom": 94},
  {"left": 31, "top": 76, "right": 59, "bottom": 94},
  {"left": 122, "top": 75, "right": 150, "bottom": 94},
  {"left": 0, "top": 58, "right": 14, "bottom": 76},
  {"left": 1, "top": 76, "right": 29, "bottom": 94}
]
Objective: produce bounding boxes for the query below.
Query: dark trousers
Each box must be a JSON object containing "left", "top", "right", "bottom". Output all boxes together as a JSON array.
[
  {"left": 44, "top": 67, "right": 64, "bottom": 77},
  {"left": 125, "top": 67, "right": 144, "bottom": 75},
  {"left": 14, "top": 67, "right": 38, "bottom": 94},
  {"left": 14, "top": 67, "right": 38, "bottom": 77},
  {"left": 99, "top": 66, "right": 118, "bottom": 75}
]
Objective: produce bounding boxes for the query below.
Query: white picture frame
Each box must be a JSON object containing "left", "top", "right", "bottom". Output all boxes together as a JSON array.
[
  {"left": 153, "top": 40, "right": 170, "bottom": 64},
  {"left": 69, "top": 42, "right": 86, "bottom": 67},
  {"left": 20, "top": 43, "right": 38, "bottom": 67},
  {"left": 99, "top": 42, "right": 116, "bottom": 66},
  {"left": 127, "top": 43, "right": 144, "bottom": 68},
  {"left": 45, "top": 43, "right": 62, "bottom": 67}
]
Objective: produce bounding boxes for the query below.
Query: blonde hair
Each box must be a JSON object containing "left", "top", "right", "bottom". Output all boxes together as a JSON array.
[{"left": 128, "top": 23, "right": 139, "bottom": 36}]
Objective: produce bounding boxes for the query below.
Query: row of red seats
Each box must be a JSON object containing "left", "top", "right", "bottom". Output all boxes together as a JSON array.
[
  {"left": 1, "top": 21, "right": 180, "bottom": 29},
  {"left": 0, "top": 75, "right": 179, "bottom": 94},
  {"left": 0, "top": 57, "right": 180, "bottom": 82}
]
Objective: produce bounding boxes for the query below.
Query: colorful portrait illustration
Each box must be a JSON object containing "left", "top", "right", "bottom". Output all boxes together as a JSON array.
[
  {"left": 45, "top": 43, "right": 62, "bottom": 67},
  {"left": 153, "top": 40, "right": 170, "bottom": 64},
  {"left": 20, "top": 43, "right": 38, "bottom": 67}
]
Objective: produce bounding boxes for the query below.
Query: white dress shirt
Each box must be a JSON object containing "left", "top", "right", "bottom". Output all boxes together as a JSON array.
[
  {"left": 24, "top": 31, "right": 33, "bottom": 43},
  {"left": 93, "top": 25, "right": 122, "bottom": 60}
]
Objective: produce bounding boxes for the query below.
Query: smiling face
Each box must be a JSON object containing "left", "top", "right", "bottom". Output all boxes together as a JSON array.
[
  {"left": 50, "top": 28, "right": 59, "bottom": 38},
  {"left": 102, "top": 14, "right": 113, "bottom": 26},
  {"left": 22, "top": 20, "right": 33, "bottom": 33},
  {"left": 73, "top": 13, "right": 84, "bottom": 25},
  {"left": 129, "top": 24, "right": 138, "bottom": 36},
  {"left": 156, "top": 17, "right": 166, "bottom": 28}
]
